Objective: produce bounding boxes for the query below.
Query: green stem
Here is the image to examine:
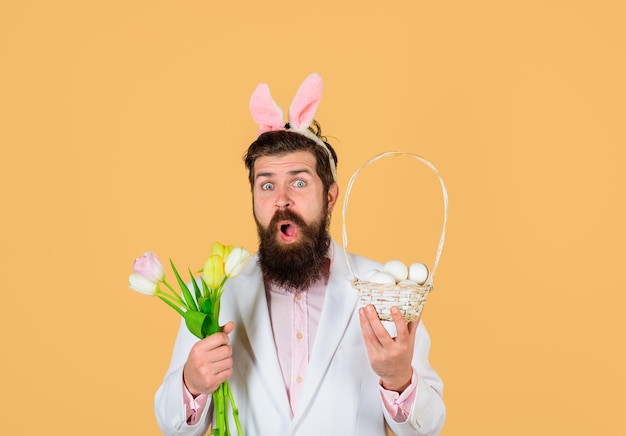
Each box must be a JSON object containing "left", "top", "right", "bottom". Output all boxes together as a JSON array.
[
  {"left": 161, "top": 280, "right": 187, "bottom": 307},
  {"left": 156, "top": 294, "right": 185, "bottom": 318},
  {"left": 156, "top": 289, "right": 183, "bottom": 306},
  {"left": 170, "top": 260, "right": 199, "bottom": 312},
  {"left": 224, "top": 381, "right": 242, "bottom": 436},
  {"left": 218, "top": 276, "right": 227, "bottom": 292},
  {"left": 224, "top": 387, "right": 231, "bottom": 435},
  {"left": 214, "top": 383, "right": 225, "bottom": 435}
]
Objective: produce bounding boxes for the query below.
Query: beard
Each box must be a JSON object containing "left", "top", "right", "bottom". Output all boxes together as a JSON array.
[{"left": 255, "top": 206, "right": 331, "bottom": 291}]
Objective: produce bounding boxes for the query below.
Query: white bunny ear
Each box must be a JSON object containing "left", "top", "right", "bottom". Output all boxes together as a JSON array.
[
  {"left": 249, "top": 83, "right": 285, "bottom": 135},
  {"left": 288, "top": 73, "right": 324, "bottom": 131}
]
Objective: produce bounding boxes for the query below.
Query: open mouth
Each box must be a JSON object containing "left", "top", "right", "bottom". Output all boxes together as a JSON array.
[{"left": 277, "top": 221, "right": 299, "bottom": 243}]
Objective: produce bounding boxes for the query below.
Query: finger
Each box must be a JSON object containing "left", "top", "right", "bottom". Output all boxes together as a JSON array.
[
  {"left": 207, "top": 352, "right": 233, "bottom": 373},
  {"left": 212, "top": 366, "right": 234, "bottom": 385},
  {"left": 407, "top": 317, "right": 420, "bottom": 337},
  {"left": 407, "top": 307, "right": 423, "bottom": 339},
  {"left": 364, "top": 305, "right": 396, "bottom": 347},
  {"left": 194, "top": 331, "right": 230, "bottom": 354},
  {"left": 221, "top": 321, "right": 235, "bottom": 335},
  {"left": 205, "top": 343, "right": 233, "bottom": 364},
  {"left": 359, "top": 307, "right": 380, "bottom": 348},
  {"left": 359, "top": 306, "right": 391, "bottom": 351},
  {"left": 390, "top": 307, "right": 420, "bottom": 342},
  {"left": 389, "top": 306, "right": 409, "bottom": 342}
]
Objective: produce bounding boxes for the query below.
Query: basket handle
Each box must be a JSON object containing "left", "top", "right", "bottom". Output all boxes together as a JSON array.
[{"left": 341, "top": 152, "right": 449, "bottom": 285}]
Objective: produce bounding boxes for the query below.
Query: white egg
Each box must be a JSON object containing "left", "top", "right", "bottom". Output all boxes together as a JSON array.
[
  {"left": 383, "top": 260, "right": 408, "bottom": 282},
  {"left": 365, "top": 269, "right": 380, "bottom": 281},
  {"left": 397, "top": 279, "right": 418, "bottom": 286},
  {"left": 408, "top": 262, "right": 430, "bottom": 285},
  {"left": 368, "top": 271, "right": 397, "bottom": 285}
]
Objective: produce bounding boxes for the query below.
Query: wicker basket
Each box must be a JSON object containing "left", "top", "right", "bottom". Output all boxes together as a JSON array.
[{"left": 341, "top": 152, "right": 449, "bottom": 322}]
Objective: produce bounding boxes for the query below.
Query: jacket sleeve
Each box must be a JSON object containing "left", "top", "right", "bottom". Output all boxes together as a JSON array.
[
  {"left": 154, "top": 319, "right": 213, "bottom": 436},
  {"left": 383, "top": 321, "right": 446, "bottom": 436}
]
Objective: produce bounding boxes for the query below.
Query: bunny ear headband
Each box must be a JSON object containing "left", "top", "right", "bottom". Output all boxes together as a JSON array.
[{"left": 249, "top": 73, "right": 337, "bottom": 181}]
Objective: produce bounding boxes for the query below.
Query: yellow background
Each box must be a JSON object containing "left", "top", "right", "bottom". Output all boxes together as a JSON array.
[{"left": 1, "top": 1, "right": 624, "bottom": 434}]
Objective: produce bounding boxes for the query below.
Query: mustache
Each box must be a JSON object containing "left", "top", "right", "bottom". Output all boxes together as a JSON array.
[{"left": 268, "top": 208, "right": 308, "bottom": 230}]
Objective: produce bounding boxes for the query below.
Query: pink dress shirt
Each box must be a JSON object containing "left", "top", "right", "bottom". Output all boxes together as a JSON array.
[{"left": 183, "top": 247, "right": 417, "bottom": 424}]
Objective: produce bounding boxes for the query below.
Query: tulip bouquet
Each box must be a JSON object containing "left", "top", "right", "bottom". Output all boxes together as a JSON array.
[{"left": 129, "top": 242, "right": 251, "bottom": 436}]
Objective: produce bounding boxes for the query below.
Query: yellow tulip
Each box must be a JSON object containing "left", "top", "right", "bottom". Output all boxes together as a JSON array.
[
  {"left": 211, "top": 241, "right": 225, "bottom": 256},
  {"left": 203, "top": 254, "right": 225, "bottom": 289},
  {"left": 211, "top": 242, "right": 234, "bottom": 260}
]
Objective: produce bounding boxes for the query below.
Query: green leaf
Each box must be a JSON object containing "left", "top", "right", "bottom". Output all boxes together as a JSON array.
[
  {"left": 203, "top": 318, "right": 219, "bottom": 337},
  {"left": 182, "top": 310, "right": 209, "bottom": 339},
  {"left": 201, "top": 279, "right": 211, "bottom": 301},
  {"left": 157, "top": 295, "right": 185, "bottom": 317},
  {"left": 197, "top": 296, "right": 208, "bottom": 310},
  {"left": 190, "top": 268, "right": 202, "bottom": 301},
  {"left": 200, "top": 297, "right": 215, "bottom": 314},
  {"left": 170, "top": 259, "right": 199, "bottom": 312},
  {"left": 198, "top": 298, "right": 220, "bottom": 335},
  {"left": 213, "top": 297, "right": 221, "bottom": 323}
]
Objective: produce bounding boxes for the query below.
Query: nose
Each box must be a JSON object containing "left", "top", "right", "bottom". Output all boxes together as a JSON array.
[{"left": 274, "top": 186, "right": 292, "bottom": 209}]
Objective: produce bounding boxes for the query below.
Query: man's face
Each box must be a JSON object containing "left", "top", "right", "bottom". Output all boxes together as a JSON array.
[
  {"left": 252, "top": 150, "right": 338, "bottom": 244},
  {"left": 252, "top": 151, "right": 338, "bottom": 290}
]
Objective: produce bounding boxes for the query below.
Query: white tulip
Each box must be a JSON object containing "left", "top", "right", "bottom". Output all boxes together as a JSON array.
[
  {"left": 225, "top": 247, "right": 252, "bottom": 278},
  {"left": 128, "top": 273, "right": 159, "bottom": 296}
]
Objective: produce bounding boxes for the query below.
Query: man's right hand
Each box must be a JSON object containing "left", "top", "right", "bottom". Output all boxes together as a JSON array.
[{"left": 182, "top": 321, "right": 235, "bottom": 397}]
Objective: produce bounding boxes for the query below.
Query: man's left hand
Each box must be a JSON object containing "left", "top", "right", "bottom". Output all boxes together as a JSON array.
[{"left": 359, "top": 304, "right": 419, "bottom": 393}]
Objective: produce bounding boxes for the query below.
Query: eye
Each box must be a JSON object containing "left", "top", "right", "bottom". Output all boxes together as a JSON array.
[
  {"left": 293, "top": 179, "right": 306, "bottom": 188},
  {"left": 261, "top": 182, "right": 273, "bottom": 191}
]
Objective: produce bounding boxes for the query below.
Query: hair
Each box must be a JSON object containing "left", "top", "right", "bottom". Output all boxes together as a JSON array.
[{"left": 243, "top": 121, "right": 338, "bottom": 192}]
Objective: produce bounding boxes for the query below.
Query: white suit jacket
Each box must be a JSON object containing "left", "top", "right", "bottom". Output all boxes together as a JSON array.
[{"left": 155, "top": 241, "right": 445, "bottom": 435}]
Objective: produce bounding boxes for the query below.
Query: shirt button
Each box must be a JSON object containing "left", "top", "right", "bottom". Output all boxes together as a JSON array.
[
  {"left": 296, "top": 332, "right": 303, "bottom": 340},
  {"left": 295, "top": 293, "right": 302, "bottom": 301},
  {"left": 296, "top": 376, "right": 303, "bottom": 384}
]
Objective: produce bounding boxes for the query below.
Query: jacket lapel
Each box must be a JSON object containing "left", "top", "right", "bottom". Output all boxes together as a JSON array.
[{"left": 233, "top": 261, "right": 291, "bottom": 415}]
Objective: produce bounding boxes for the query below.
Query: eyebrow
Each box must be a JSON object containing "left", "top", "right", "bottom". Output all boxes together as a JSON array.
[{"left": 254, "top": 168, "right": 314, "bottom": 180}]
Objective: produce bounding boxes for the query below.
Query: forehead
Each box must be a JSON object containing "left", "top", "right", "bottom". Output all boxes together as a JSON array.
[{"left": 253, "top": 150, "right": 317, "bottom": 175}]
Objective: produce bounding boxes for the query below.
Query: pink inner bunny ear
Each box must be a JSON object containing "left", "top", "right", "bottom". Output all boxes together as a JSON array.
[
  {"left": 249, "top": 83, "right": 285, "bottom": 135},
  {"left": 288, "top": 73, "right": 324, "bottom": 130}
]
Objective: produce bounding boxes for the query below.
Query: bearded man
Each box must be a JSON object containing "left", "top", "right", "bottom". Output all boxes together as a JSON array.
[{"left": 154, "top": 75, "right": 446, "bottom": 436}]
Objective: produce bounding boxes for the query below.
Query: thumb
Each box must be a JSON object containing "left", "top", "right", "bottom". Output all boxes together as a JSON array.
[{"left": 221, "top": 321, "right": 235, "bottom": 335}]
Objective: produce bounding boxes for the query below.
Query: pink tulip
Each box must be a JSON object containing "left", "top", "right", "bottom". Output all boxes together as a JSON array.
[{"left": 132, "top": 252, "right": 165, "bottom": 283}]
